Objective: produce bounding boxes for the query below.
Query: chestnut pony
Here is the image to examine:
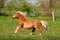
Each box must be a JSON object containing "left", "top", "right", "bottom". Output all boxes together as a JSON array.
[{"left": 12, "top": 11, "right": 48, "bottom": 36}]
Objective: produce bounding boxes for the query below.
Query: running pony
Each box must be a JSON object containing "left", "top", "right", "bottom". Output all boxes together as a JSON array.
[{"left": 12, "top": 11, "right": 48, "bottom": 36}]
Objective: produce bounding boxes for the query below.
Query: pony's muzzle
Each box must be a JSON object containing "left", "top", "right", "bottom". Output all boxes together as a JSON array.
[{"left": 12, "top": 16, "right": 15, "bottom": 19}]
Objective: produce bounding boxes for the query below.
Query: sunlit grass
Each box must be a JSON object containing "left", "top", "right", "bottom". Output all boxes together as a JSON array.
[{"left": 0, "top": 16, "right": 60, "bottom": 40}]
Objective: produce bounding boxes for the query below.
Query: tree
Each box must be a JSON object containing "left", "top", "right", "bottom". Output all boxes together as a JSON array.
[
  {"left": 0, "top": 0, "right": 4, "bottom": 10},
  {"left": 36, "top": 0, "right": 55, "bottom": 17},
  {"left": 0, "top": 0, "right": 5, "bottom": 16},
  {"left": 2, "top": 0, "right": 36, "bottom": 16},
  {"left": 36, "top": 0, "right": 56, "bottom": 21}
]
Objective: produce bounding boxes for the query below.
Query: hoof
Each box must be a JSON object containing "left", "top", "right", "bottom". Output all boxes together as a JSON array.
[
  {"left": 13, "top": 33, "right": 16, "bottom": 36},
  {"left": 40, "top": 33, "right": 42, "bottom": 36},
  {"left": 29, "top": 33, "right": 34, "bottom": 35}
]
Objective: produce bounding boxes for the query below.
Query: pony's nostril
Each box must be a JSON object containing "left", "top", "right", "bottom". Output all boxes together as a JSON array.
[
  {"left": 12, "top": 16, "right": 15, "bottom": 18},
  {"left": 12, "top": 16, "right": 14, "bottom": 19},
  {"left": 12, "top": 16, "right": 17, "bottom": 19}
]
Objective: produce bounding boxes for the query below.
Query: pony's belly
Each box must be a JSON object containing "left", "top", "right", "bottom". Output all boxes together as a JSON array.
[
  {"left": 23, "top": 23, "right": 33, "bottom": 29},
  {"left": 23, "top": 25, "right": 33, "bottom": 29},
  {"left": 23, "top": 20, "right": 34, "bottom": 29}
]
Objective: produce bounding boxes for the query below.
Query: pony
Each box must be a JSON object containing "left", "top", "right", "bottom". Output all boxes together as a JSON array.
[{"left": 12, "top": 11, "right": 48, "bottom": 36}]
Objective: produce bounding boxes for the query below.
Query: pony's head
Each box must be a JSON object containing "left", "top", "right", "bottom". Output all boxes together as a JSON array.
[{"left": 12, "top": 11, "right": 26, "bottom": 19}]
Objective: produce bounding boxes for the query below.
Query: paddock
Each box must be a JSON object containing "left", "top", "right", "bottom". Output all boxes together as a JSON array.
[{"left": 0, "top": 16, "right": 60, "bottom": 40}]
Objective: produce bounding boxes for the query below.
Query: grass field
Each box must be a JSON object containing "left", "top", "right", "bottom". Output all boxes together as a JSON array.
[{"left": 0, "top": 16, "right": 60, "bottom": 40}]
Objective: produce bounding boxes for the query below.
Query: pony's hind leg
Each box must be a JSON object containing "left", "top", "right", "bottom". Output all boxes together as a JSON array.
[
  {"left": 34, "top": 24, "right": 42, "bottom": 36},
  {"left": 30, "top": 27, "right": 35, "bottom": 35},
  {"left": 37, "top": 29, "right": 42, "bottom": 36}
]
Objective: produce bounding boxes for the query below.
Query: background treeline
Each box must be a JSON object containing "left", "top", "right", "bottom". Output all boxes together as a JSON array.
[{"left": 0, "top": 0, "right": 60, "bottom": 17}]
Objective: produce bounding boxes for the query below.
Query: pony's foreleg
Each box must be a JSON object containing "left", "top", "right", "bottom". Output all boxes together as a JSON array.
[
  {"left": 14, "top": 25, "right": 21, "bottom": 34},
  {"left": 30, "top": 27, "right": 35, "bottom": 35}
]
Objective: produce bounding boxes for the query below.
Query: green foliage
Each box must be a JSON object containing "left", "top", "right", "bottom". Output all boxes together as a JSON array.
[
  {"left": 1, "top": 0, "right": 37, "bottom": 16},
  {"left": 0, "top": 0, "right": 60, "bottom": 17}
]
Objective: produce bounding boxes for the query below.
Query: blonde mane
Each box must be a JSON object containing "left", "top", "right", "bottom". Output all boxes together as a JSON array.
[{"left": 16, "top": 11, "right": 26, "bottom": 16}]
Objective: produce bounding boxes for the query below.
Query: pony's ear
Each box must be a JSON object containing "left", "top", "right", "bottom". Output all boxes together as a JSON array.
[
  {"left": 24, "top": 11, "right": 27, "bottom": 16},
  {"left": 18, "top": 12, "right": 19, "bottom": 14},
  {"left": 16, "top": 11, "right": 20, "bottom": 14}
]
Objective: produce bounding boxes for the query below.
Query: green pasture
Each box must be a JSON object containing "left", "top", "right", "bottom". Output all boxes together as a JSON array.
[
  {"left": 0, "top": 16, "right": 60, "bottom": 40},
  {"left": 0, "top": 0, "right": 60, "bottom": 40}
]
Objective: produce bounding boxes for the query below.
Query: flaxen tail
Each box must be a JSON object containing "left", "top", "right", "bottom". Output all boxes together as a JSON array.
[{"left": 40, "top": 21, "right": 48, "bottom": 31}]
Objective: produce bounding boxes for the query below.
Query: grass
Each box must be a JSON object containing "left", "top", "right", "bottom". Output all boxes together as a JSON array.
[{"left": 0, "top": 16, "right": 60, "bottom": 40}]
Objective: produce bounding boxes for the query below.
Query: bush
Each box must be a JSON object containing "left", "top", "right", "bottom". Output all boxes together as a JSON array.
[{"left": 0, "top": 10, "right": 16, "bottom": 16}]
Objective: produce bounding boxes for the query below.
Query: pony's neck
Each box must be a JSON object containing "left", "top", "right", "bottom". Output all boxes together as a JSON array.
[{"left": 18, "top": 15, "right": 27, "bottom": 22}]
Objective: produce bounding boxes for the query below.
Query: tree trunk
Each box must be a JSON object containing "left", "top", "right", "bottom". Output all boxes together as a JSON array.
[{"left": 52, "top": 10, "right": 55, "bottom": 21}]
